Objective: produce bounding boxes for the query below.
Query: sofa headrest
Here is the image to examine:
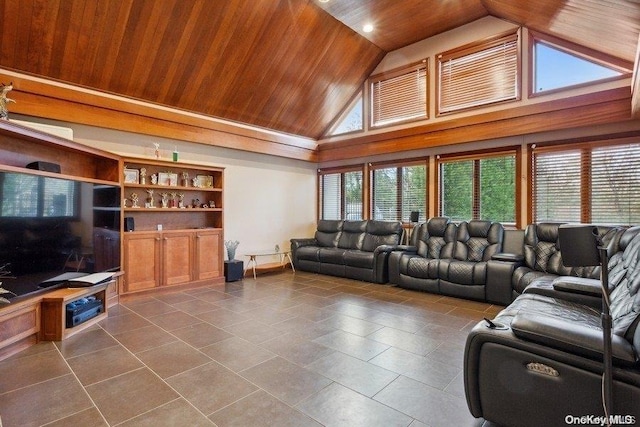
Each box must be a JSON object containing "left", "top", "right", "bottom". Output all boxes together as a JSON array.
[
  {"left": 366, "top": 220, "right": 402, "bottom": 236},
  {"left": 317, "top": 220, "right": 343, "bottom": 233},
  {"left": 455, "top": 221, "right": 504, "bottom": 261},
  {"left": 619, "top": 226, "right": 640, "bottom": 252},
  {"left": 342, "top": 220, "right": 367, "bottom": 232},
  {"left": 427, "top": 217, "right": 451, "bottom": 237},
  {"left": 536, "top": 223, "right": 565, "bottom": 244}
]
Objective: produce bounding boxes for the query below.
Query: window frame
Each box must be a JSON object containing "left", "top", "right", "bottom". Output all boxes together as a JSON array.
[
  {"left": 325, "top": 89, "right": 365, "bottom": 137},
  {"left": 528, "top": 31, "right": 633, "bottom": 98},
  {"left": 529, "top": 137, "right": 640, "bottom": 226},
  {"left": 436, "top": 148, "right": 521, "bottom": 227},
  {"left": 368, "top": 159, "right": 428, "bottom": 222},
  {"left": 369, "top": 59, "right": 428, "bottom": 129},
  {"left": 317, "top": 165, "right": 365, "bottom": 221},
  {"left": 436, "top": 29, "right": 521, "bottom": 116}
]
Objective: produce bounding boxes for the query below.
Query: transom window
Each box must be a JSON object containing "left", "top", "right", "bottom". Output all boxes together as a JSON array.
[
  {"left": 437, "top": 31, "right": 520, "bottom": 115},
  {"left": 370, "top": 60, "right": 427, "bottom": 128},
  {"left": 328, "top": 93, "right": 363, "bottom": 136},
  {"left": 531, "top": 33, "right": 630, "bottom": 95}
]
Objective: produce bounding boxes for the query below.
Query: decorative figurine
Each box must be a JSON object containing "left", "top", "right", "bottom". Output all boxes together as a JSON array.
[
  {"left": 192, "top": 198, "right": 200, "bottom": 208},
  {"left": 182, "top": 172, "right": 189, "bottom": 187},
  {"left": 178, "top": 193, "right": 185, "bottom": 208},
  {"left": 153, "top": 143, "right": 160, "bottom": 159},
  {"left": 130, "top": 192, "right": 139, "bottom": 208},
  {"left": 170, "top": 192, "right": 178, "bottom": 208},
  {"left": 192, "top": 177, "right": 199, "bottom": 187},
  {"left": 145, "top": 188, "right": 154, "bottom": 208},
  {"left": 140, "top": 168, "right": 147, "bottom": 185},
  {"left": 151, "top": 173, "right": 158, "bottom": 185},
  {"left": 0, "top": 82, "right": 15, "bottom": 120},
  {"left": 160, "top": 193, "right": 169, "bottom": 208}
]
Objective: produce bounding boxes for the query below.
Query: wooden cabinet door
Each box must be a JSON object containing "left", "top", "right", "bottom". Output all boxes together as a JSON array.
[
  {"left": 194, "top": 229, "right": 223, "bottom": 281},
  {"left": 93, "top": 228, "right": 120, "bottom": 272},
  {"left": 123, "top": 232, "right": 161, "bottom": 293},
  {"left": 162, "top": 232, "right": 193, "bottom": 286}
]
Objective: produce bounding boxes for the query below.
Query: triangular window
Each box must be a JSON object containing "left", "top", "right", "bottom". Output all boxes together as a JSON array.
[
  {"left": 533, "top": 39, "right": 629, "bottom": 94},
  {"left": 328, "top": 93, "right": 363, "bottom": 136}
]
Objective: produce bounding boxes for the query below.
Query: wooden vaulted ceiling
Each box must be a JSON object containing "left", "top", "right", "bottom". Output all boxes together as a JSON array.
[{"left": 0, "top": 0, "right": 639, "bottom": 144}]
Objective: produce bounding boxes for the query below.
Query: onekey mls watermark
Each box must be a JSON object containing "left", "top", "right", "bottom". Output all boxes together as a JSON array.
[{"left": 565, "top": 415, "right": 636, "bottom": 426}]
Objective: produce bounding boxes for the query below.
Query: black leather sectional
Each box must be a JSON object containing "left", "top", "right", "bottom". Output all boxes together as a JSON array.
[{"left": 464, "top": 226, "right": 640, "bottom": 427}]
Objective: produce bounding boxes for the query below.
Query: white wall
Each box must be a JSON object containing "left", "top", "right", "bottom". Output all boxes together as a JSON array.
[{"left": 15, "top": 115, "right": 319, "bottom": 261}]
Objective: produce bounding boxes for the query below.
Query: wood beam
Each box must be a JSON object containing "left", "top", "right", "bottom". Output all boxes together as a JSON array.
[
  {"left": 1, "top": 70, "right": 318, "bottom": 162},
  {"left": 318, "top": 87, "right": 634, "bottom": 162},
  {"left": 632, "top": 33, "right": 640, "bottom": 119}
]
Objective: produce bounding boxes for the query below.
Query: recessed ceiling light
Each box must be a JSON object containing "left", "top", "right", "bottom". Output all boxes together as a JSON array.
[
  {"left": 363, "top": 23, "right": 374, "bottom": 33},
  {"left": 318, "top": 0, "right": 330, "bottom": 3}
]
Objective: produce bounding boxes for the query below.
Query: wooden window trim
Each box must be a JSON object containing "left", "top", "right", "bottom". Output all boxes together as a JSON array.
[{"left": 528, "top": 31, "right": 633, "bottom": 98}]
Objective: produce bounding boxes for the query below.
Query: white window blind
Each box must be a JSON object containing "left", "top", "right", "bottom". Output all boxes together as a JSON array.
[
  {"left": 533, "top": 143, "right": 640, "bottom": 225},
  {"left": 533, "top": 151, "right": 581, "bottom": 223},
  {"left": 371, "top": 62, "right": 427, "bottom": 127},
  {"left": 321, "top": 173, "right": 341, "bottom": 220},
  {"left": 319, "top": 170, "right": 363, "bottom": 220},
  {"left": 438, "top": 33, "right": 519, "bottom": 114},
  {"left": 371, "top": 164, "right": 427, "bottom": 221},
  {"left": 591, "top": 144, "right": 640, "bottom": 225}
]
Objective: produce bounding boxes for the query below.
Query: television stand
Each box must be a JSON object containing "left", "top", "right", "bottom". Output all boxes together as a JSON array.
[{"left": 40, "top": 282, "right": 109, "bottom": 341}]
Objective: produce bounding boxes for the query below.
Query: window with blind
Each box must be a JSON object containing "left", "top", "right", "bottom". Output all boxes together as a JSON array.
[
  {"left": 371, "top": 163, "right": 427, "bottom": 221},
  {"left": 439, "top": 154, "right": 516, "bottom": 223},
  {"left": 319, "top": 170, "right": 363, "bottom": 220},
  {"left": 1, "top": 173, "right": 78, "bottom": 218},
  {"left": 437, "top": 31, "right": 519, "bottom": 115},
  {"left": 532, "top": 143, "right": 640, "bottom": 225},
  {"left": 370, "top": 60, "right": 427, "bottom": 128}
]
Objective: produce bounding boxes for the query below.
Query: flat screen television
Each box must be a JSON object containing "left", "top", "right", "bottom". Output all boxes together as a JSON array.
[{"left": 0, "top": 170, "right": 120, "bottom": 298}]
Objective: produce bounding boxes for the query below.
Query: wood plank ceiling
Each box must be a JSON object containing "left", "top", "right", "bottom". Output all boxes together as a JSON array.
[{"left": 0, "top": 0, "right": 638, "bottom": 141}]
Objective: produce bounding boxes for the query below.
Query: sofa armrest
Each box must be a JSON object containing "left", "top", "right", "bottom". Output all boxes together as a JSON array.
[
  {"left": 511, "top": 313, "right": 637, "bottom": 366},
  {"left": 290, "top": 238, "right": 318, "bottom": 251},
  {"left": 491, "top": 252, "right": 524, "bottom": 263},
  {"left": 485, "top": 259, "right": 521, "bottom": 305},
  {"left": 552, "top": 276, "right": 602, "bottom": 297}
]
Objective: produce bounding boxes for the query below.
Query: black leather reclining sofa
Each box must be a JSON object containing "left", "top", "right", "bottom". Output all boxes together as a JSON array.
[
  {"left": 389, "top": 217, "right": 505, "bottom": 303},
  {"left": 464, "top": 226, "right": 640, "bottom": 427},
  {"left": 290, "top": 219, "right": 403, "bottom": 283}
]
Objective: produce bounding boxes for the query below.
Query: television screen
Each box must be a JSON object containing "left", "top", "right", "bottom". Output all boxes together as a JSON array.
[{"left": 0, "top": 171, "right": 120, "bottom": 298}]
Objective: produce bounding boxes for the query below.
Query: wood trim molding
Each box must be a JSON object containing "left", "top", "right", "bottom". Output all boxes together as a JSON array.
[
  {"left": 318, "top": 87, "right": 634, "bottom": 162},
  {"left": 632, "top": 33, "right": 640, "bottom": 119},
  {"left": 1, "top": 70, "right": 318, "bottom": 162}
]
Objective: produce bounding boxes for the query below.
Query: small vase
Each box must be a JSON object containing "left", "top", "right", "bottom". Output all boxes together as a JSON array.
[{"left": 225, "top": 240, "right": 239, "bottom": 261}]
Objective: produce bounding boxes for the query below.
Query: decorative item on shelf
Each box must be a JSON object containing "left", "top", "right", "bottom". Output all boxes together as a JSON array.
[
  {"left": 192, "top": 198, "right": 200, "bottom": 208},
  {"left": 158, "top": 172, "right": 169, "bottom": 186},
  {"left": 170, "top": 192, "right": 178, "bottom": 208},
  {"left": 151, "top": 173, "right": 158, "bottom": 185},
  {"left": 225, "top": 240, "right": 240, "bottom": 261},
  {"left": 130, "top": 192, "right": 139, "bottom": 208},
  {"left": 0, "top": 282, "right": 16, "bottom": 304},
  {"left": 168, "top": 172, "right": 178, "bottom": 186},
  {"left": 196, "top": 175, "right": 214, "bottom": 188},
  {"left": 124, "top": 168, "right": 139, "bottom": 184},
  {"left": 153, "top": 143, "right": 160, "bottom": 159},
  {"left": 209, "top": 200, "right": 216, "bottom": 208},
  {"left": 178, "top": 193, "right": 185, "bottom": 208},
  {"left": 0, "top": 82, "right": 15, "bottom": 120},
  {"left": 181, "top": 172, "right": 189, "bottom": 187},
  {"left": 173, "top": 146, "right": 179, "bottom": 162},
  {"left": 275, "top": 244, "right": 280, "bottom": 252},
  {"left": 160, "top": 193, "right": 169, "bottom": 208},
  {"left": 192, "top": 177, "right": 199, "bottom": 188},
  {"left": 145, "top": 189, "right": 155, "bottom": 208},
  {"left": 140, "top": 168, "right": 147, "bottom": 185}
]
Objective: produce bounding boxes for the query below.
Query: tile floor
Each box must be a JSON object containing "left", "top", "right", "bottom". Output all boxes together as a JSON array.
[{"left": 0, "top": 271, "right": 503, "bottom": 427}]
